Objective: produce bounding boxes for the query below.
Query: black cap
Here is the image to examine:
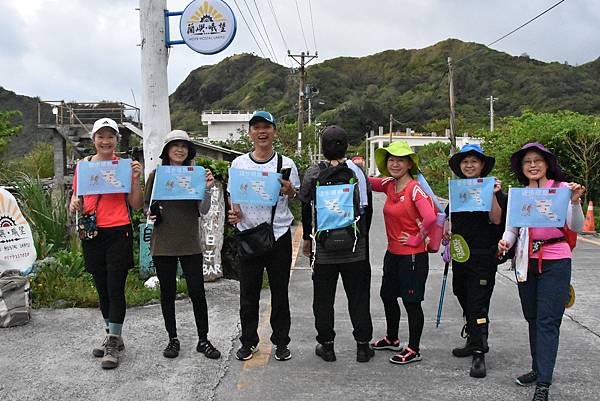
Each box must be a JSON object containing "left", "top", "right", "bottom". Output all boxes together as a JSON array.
[{"left": 321, "top": 125, "right": 348, "bottom": 160}]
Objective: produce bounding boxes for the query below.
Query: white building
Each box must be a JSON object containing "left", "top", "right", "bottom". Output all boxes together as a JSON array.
[
  {"left": 201, "top": 110, "right": 254, "bottom": 142},
  {"left": 366, "top": 132, "right": 482, "bottom": 176}
]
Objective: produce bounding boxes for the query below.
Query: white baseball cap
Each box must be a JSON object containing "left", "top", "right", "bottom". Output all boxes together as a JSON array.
[{"left": 90, "top": 118, "right": 120, "bottom": 139}]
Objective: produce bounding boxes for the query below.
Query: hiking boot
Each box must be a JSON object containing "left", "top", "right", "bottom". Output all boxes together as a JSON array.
[
  {"left": 452, "top": 324, "right": 475, "bottom": 357},
  {"left": 163, "top": 338, "right": 180, "bottom": 358},
  {"left": 101, "top": 334, "right": 122, "bottom": 369},
  {"left": 469, "top": 351, "right": 486, "bottom": 378},
  {"left": 274, "top": 345, "right": 292, "bottom": 361},
  {"left": 390, "top": 346, "right": 422, "bottom": 365},
  {"left": 371, "top": 336, "right": 403, "bottom": 351},
  {"left": 516, "top": 370, "right": 538, "bottom": 387},
  {"left": 315, "top": 342, "right": 336, "bottom": 362},
  {"left": 197, "top": 340, "right": 221, "bottom": 359},
  {"left": 532, "top": 384, "right": 549, "bottom": 401},
  {"left": 235, "top": 345, "right": 257, "bottom": 361},
  {"left": 93, "top": 334, "right": 124, "bottom": 358},
  {"left": 356, "top": 342, "right": 375, "bottom": 363}
]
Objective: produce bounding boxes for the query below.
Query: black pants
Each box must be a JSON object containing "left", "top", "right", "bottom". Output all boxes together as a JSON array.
[
  {"left": 452, "top": 252, "right": 497, "bottom": 352},
  {"left": 91, "top": 269, "right": 128, "bottom": 324},
  {"left": 380, "top": 252, "right": 429, "bottom": 351},
  {"left": 153, "top": 254, "right": 208, "bottom": 340},
  {"left": 83, "top": 225, "right": 133, "bottom": 326},
  {"left": 239, "top": 229, "right": 292, "bottom": 347},
  {"left": 312, "top": 260, "right": 373, "bottom": 344}
]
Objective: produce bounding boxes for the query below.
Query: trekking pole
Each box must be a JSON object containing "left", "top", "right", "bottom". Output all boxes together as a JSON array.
[{"left": 436, "top": 240, "right": 451, "bottom": 328}]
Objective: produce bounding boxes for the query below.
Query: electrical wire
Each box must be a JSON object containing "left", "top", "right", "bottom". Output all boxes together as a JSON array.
[
  {"left": 253, "top": 0, "right": 279, "bottom": 63},
  {"left": 266, "top": 0, "right": 289, "bottom": 51},
  {"left": 294, "top": 0, "right": 309, "bottom": 52},
  {"left": 242, "top": 0, "right": 276, "bottom": 60},
  {"left": 456, "top": 0, "right": 569, "bottom": 64},
  {"left": 308, "top": 0, "right": 317, "bottom": 52},
  {"left": 231, "top": 0, "right": 266, "bottom": 57}
]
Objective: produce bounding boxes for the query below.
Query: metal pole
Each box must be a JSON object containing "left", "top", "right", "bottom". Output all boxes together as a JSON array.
[{"left": 448, "top": 57, "right": 456, "bottom": 155}]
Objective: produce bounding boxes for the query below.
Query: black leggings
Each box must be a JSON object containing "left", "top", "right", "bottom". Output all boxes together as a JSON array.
[
  {"left": 382, "top": 298, "right": 424, "bottom": 352},
  {"left": 153, "top": 254, "right": 208, "bottom": 340},
  {"left": 91, "top": 269, "right": 129, "bottom": 324}
]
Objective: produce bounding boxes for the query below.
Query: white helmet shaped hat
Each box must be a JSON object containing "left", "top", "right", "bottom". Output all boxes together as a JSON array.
[
  {"left": 159, "top": 129, "right": 196, "bottom": 162},
  {"left": 90, "top": 118, "right": 120, "bottom": 140}
]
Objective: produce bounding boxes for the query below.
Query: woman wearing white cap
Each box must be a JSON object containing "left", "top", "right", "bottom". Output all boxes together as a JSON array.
[
  {"left": 144, "top": 130, "right": 221, "bottom": 360},
  {"left": 69, "top": 118, "right": 143, "bottom": 369}
]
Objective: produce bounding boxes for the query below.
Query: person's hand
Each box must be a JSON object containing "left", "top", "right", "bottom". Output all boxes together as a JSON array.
[
  {"left": 498, "top": 239, "right": 511, "bottom": 253},
  {"left": 443, "top": 230, "right": 452, "bottom": 242},
  {"left": 205, "top": 169, "right": 215, "bottom": 189},
  {"left": 69, "top": 197, "right": 81, "bottom": 213},
  {"left": 494, "top": 178, "right": 502, "bottom": 193},
  {"left": 131, "top": 160, "right": 142, "bottom": 179},
  {"left": 302, "top": 240, "right": 312, "bottom": 257},
  {"left": 567, "top": 182, "right": 585, "bottom": 202},
  {"left": 147, "top": 213, "right": 157, "bottom": 223},
  {"left": 279, "top": 178, "right": 296, "bottom": 198},
  {"left": 228, "top": 204, "right": 243, "bottom": 224}
]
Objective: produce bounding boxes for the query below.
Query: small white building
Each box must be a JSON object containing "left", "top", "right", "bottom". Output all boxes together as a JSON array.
[
  {"left": 201, "top": 110, "right": 254, "bottom": 142},
  {"left": 366, "top": 132, "right": 482, "bottom": 176}
]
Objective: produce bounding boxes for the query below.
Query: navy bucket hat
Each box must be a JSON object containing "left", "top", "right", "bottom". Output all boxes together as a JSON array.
[
  {"left": 448, "top": 143, "right": 495, "bottom": 178},
  {"left": 510, "top": 142, "right": 569, "bottom": 185}
]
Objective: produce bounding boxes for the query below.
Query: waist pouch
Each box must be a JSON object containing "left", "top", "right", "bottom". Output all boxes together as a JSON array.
[{"left": 236, "top": 222, "right": 276, "bottom": 260}]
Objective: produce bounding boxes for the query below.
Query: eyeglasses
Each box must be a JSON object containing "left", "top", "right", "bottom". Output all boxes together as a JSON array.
[{"left": 522, "top": 158, "right": 545, "bottom": 166}]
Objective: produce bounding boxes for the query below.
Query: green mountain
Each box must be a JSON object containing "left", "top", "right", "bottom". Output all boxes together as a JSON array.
[{"left": 170, "top": 39, "right": 600, "bottom": 144}]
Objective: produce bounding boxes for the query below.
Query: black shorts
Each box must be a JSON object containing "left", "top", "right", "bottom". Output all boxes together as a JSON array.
[
  {"left": 380, "top": 251, "right": 429, "bottom": 303},
  {"left": 82, "top": 225, "right": 134, "bottom": 273}
]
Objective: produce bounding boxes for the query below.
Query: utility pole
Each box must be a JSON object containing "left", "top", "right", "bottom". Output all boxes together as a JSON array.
[
  {"left": 447, "top": 57, "right": 457, "bottom": 155},
  {"left": 389, "top": 114, "right": 393, "bottom": 143},
  {"left": 139, "top": 0, "right": 171, "bottom": 180},
  {"left": 289, "top": 51, "right": 318, "bottom": 154},
  {"left": 486, "top": 95, "right": 498, "bottom": 131}
]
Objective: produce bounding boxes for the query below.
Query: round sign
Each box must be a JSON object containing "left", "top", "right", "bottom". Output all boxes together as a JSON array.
[
  {"left": 179, "top": 0, "right": 237, "bottom": 55},
  {"left": 450, "top": 234, "right": 470, "bottom": 263}
]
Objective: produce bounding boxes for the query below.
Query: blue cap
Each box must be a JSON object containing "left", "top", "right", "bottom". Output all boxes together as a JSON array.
[
  {"left": 249, "top": 111, "right": 276, "bottom": 127},
  {"left": 448, "top": 143, "right": 495, "bottom": 178}
]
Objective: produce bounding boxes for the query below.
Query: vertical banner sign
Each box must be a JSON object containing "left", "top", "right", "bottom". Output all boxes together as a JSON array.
[
  {"left": 449, "top": 177, "right": 495, "bottom": 213},
  {"left": 0, "top": 188, "right": 37, "bottom": 274},
  {"left": 76, "top": 159, "right": 132, "bottom": 196},
  {"left": 507, "top": 187, "right": 571, "bottom": 228},
  {"left": 180, "top": 0, "right": 237, "bottom": 55},
  {"left": 139, "top": 223, "right": 155, "bottom": 278},
  {"left": 200, "top": 182, "right": 225, "bottom": 281}
]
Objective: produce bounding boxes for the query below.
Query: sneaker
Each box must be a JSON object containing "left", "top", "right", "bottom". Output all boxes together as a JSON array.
[
  {"left": 356, "top": 342, "right": 375, "bottom": 363},
  {"left": 101, "top": 334, "right": 122, "bottom": 369},
  {"left": 390, "top": 346, "right": 422, "bottom": 365},
  {"left": 93, "top": 333, "right": 124, "bottom": 358},
  {"left": 516, "top": 370, "right": 538, "bottom": 387},
  {"left": 532, "top": 384, "right": 549, "bottom": 401},
  {"left": 315, "top": 343, "right": 336, "bottom": 362},
  {"left": 197, "top": 340, "right": 221, "bottom": 359},
  {"left": 371, "top": 336, "right": 403, "bottom": 351},
  {"left": 236, "top": 345, "right": 257, "bottom": 361},
  {"left": 469, "top": 351, "right": 486, "bottom": 378},
  {"left": 163, "top": 338, "right": 180, "bottom": 359},
  {"left": 274, "top": 345, "right": 292, "bottom": 361}
]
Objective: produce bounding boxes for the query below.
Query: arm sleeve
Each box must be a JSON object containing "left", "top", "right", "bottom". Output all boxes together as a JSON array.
[
  {"left": 501, "top": 226, "right": 519, "bottom": 247},
  {"left": 404, "top": 197, "right": 437, "bottom": 247},
  {"left": 198, "top": 188, "right": 212, "bottom": 215},
  {"left": 368, "top": 177, "right": 385, "bottom": 193},
  {"left": 144, "top": 171, "right": 155, "bottom": 213},
  {"left": 301, "top": 201, "right": 313, "bottom": 240},
  {"left": 567, "top": 201, "right": 584, "bottom": 233}
]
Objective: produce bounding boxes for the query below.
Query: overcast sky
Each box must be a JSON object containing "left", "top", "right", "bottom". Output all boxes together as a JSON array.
[{"left": 1, "top": 0, "right": 599, "bottom": 105}]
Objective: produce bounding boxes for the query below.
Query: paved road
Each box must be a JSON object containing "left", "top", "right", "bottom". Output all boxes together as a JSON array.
[{"left": 1, "top": 192, "right": 599, "bottom": 401}]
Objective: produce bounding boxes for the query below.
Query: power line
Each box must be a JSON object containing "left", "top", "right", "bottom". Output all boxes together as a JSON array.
[
  {"left": 253, "top": 0, "right": 278, "bottom": 63},
  {"left": 294, "top": 0, "right": 309, "bottom": 52},
  {"left": 242, "top": 0, "right": 276, "bottom": 60},
  {"left": 266, "top": 0, "right": 289, "bottom": 51},
  {"left": 231, "top": 0, "right": 266, "bottom": 57},
  {"left": 456, "top": 0, "right": 569, "bottom": 64},
  {"left": 308, "top": 0, "right": 317, "bottom": 52}
]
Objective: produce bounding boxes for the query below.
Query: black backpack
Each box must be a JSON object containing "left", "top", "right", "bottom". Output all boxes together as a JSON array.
[{"left": 313, "top": 162, "right": 361, "bottom": 251}]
